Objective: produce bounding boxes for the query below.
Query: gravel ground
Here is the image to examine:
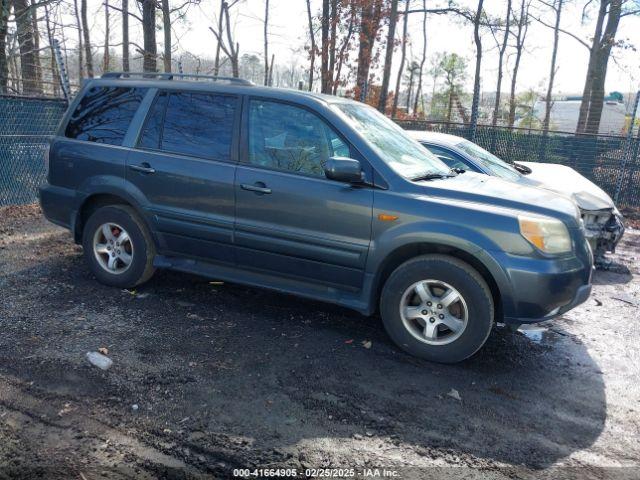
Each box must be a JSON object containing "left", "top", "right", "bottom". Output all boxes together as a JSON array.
[{"left": 0, "top": 205, "right": 639, "bottom": 480}]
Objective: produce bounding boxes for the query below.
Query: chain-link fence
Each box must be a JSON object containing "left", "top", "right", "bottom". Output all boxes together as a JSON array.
[
  {"left": 1, "top": 94, "right": 639, "bottom": 208},
  {"left": 0, "top": 95, "right": 67, "bottom": 205},
  {"left": 396, "top": 120, "right": 640, "bottom": 208}
]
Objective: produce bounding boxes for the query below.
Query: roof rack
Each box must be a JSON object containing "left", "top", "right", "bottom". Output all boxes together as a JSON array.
[{"left": 100, "top": 72, "right": 254, "bottom": 86}]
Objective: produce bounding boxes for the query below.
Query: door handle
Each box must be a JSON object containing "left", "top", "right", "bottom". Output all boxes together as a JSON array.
[
  {"left": 129, "top": 163, "right": 156, "bottom": 174},
  {"left": 241, "top": 183, "right": 272, "bottom": 194}
]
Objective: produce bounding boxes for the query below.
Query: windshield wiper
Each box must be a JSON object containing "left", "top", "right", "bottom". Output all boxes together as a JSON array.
[{"left": 411, "top": 171, "right": 456, "bottom": 182}]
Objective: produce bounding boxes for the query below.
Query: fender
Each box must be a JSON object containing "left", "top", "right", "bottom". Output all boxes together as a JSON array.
[
  {"left": 364, "top": 220, "right": 516, "bottom": 319},
  {"left": 72, "top": 175, "right": 155, "bottom": 242}
]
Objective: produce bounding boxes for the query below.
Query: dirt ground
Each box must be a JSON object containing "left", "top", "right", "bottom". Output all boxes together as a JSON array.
[{"left": 0, "top": 204, "right": 639, "bottom": 480}]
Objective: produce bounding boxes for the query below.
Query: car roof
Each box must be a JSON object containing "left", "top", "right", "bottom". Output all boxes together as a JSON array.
[
  {"left": 85, "top": 74, "right": 356, "bottom": 107},
  {"left": 406, "top": 130, "right": 466, "bottom": 146}
]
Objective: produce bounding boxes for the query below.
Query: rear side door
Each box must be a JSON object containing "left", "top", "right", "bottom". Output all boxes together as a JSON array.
[
  {"left": 127, "top": 89, "right": 240, "bottom": 264},
  {"left": 234, "top": 98, "right": 373, "bottom": 291}
]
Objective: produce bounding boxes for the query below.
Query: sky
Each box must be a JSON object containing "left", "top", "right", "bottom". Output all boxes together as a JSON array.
[{"left": 82, "top": 0, "right": 640, "bottom": 97}]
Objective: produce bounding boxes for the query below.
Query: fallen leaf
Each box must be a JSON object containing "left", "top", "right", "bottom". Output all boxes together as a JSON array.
[
  {"left": 362, "top": 340, "right": 372, "bottom": 349},
  {"left": 344, "top": 339, "right": 354, "bottom": 344},
  {"left": 209, "top": 281, "right": 224, "bottom": 285},
  {"left": 98, "top": 347, "right": 109, "bottom": 355},
  {"left": 447, "top": 388, "right": 462, "bottom": 401}
]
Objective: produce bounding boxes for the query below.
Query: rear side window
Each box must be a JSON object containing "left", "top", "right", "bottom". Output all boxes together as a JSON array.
[
  {"left": 65, "top": 86, "right": 147, "bottom": 145},
  {"left": 138, "top": 91, "right": 236, "bottom": 161}
]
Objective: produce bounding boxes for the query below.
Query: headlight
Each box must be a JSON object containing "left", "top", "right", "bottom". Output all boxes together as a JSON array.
[{"left": 518, "top": 215, "right": 572, "bottom": 254}]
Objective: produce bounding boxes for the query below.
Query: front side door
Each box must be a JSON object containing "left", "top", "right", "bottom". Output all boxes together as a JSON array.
[
  {"left": 127, "top": 89, "right": 239, "bottom": 264},
  {"left": 234, "top": 98, "right": 373, "bottom": 291}
]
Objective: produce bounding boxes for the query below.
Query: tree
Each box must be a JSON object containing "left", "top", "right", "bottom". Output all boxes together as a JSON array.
[
  {"left": 354, "top": 0, "right": 383, "bottom": 102},
  {"left": 263, "top": 0, "right": 269, "bottom": 85},
  {"left": 12, "top": 0, "right": 41, "bottom": 93},
  {"left": 413, "top": 0, "right": 427, "bottom": 116},
  {"left": 305, "top": 0, "right": 316, "bottom": 90},
  {"left": 72, "top": 0, "right": 83, "bottom": 80},
  {"left": 405, "top": 61, "right": 420, "bottom": 113},
  {"left": 469, "top": 0, "right": 484, "bottom": 136},
  {"left": 80, "top": 0, "right": 93, "bottom": 76},
  {"left": 542, "top": 0, "right": 563, "bottom": 134},
  {"left": 140, "top": 0, "right": 156, "bottom": 72},
  {"left": 391, "top": 0, "right": 409, "bottom": 117},
  {"left": 377, "top": 0, "right": 398, "bottom": 112},
  {"left": 439, "top": 53, "right": 468, "bottom": 122},
  {"left": 0, "top": 0, "right": 9, "bottom": 92},
  {"left": 122, "top": 0, "right": 129, "bottom": 71},
  {"left": 320, "top": 0, "right": 329, "bottom": 92},
  {"left": 490, "top": 0, "right": 511, "bottom": 125},
  {"left": 103, "top": 0, "right": 111, "bottom": 72},
  {"left": 578, "top": 0, "right": 625, "bottom": 134},
  {"left": 508, "top": 0, "right": 531, "bottom": 127},
  {"left": 161, "top": 0, "right": 171, "bottom": 72}
]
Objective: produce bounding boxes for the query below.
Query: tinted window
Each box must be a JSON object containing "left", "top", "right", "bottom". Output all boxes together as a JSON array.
[
  {"left": 248, "top": 100, "right": 348, "bottom": 178},
  {"left": 424, "top": 144, "right": 470, "bottom": 171},
  {"left": 65, "top": 86, "right": 147, "bottom": 145},
  {"left": 142, "top": 91, "right": 236, "bottom": 161},
  {"left": 138, "top": 92, "right": 168, "bottom": 150}
]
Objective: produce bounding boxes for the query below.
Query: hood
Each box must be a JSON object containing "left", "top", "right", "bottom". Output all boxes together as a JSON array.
[
  {"left": 416, "top": 171, "right": 580, "bottom": 222},
  {"left": 517, "top": 162, "right": 615, "bottom": 211}
]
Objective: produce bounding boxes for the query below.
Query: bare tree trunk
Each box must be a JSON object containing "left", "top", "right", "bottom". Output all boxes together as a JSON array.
[
  {"left": 263, "top": 0, "right": 269, "bottom": 85},
  {"left": 320, "top": 0, "right": 329, "bottom": 93},
  {"left": 542, "top": 0, "right": 562, "bottom": 134},
  {"left": 305, "top": 0, "right": 315, "bottom": 90},
  {"left": 80, "top": 0, "right": 93, "bottom": 77},
  {"left": 103, "top": 0, "right": 110, "bottom": 72},
  {"left": 378, "top": 0, "right": 398, "bottom": 113},
  {"left": 492, "top": 0, "right": 511, "bottom": 126},
  {"left": 584, "top": 0, "right": 622, "bottom": 134},
  {"left": 12, "top": 0, "right": 41, "bottom": 94},
  {"left": 469, "top": 0, "right": 484, "bottom": 135},
  {"left": 213, "top": 0, "right": 224, "bottom": 75},
  {"left": 268, "top": 53, "right": 274, "bottom": 86},
  {"left": 328, "top": 0, "right": 337, "bottom": 92},
  {"left": 141, "top": 0, "right": 157, "bottom": 72},
  {"left": 391, "top": 0, "right": 409, "bottom": 117},
  {"left": 29, "top": 0, "right": 42, "bottom": 90},
  {"left": 508, "top": 0, "right": 529, "bottom": 127},
  {"left": 576, "top": 0, "right": 606, "bottom": 133},
  {"left": 355, "top": 0, "right": 382, "bottom": 102},
  {"left": 161, "top": 0, "right": 171, "bottom": 72},
  {"left": 43, "top": 2, "right": 60, "bottom": 95},
  {"left": 406, "top": 66, "right": 414, "bottom": 113},
  {"left": 413, "top": 0, "right": 427, "bottom": 115},
  {"left": 122, "top": 0, "right": 129, "bottom": 71},
  {"left": 222, "top": 1, "right": 239, "bottom": 77},
  {"left": 0, "top": 0, "right": 9, "bottom": 93},
  {"left": 72, "top": 0, "right": 83, "bottom": 80},
  {"left": 333, "top": 2, "right": 355, "bottom": 95}
]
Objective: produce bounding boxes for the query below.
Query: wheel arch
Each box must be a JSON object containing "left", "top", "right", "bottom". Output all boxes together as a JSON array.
[
  {"left": 74, "top": 191, "right": 152, "bottom": 244},
  {"left": 371, "top": 242, "right": 504, "bottom": 322}
]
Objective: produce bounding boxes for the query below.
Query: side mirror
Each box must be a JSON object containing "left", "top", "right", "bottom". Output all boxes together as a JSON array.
[{"left": 324, "top": 156, "right": 364, "bottom": 184}]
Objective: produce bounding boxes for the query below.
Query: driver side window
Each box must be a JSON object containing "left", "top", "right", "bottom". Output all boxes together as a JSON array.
[{"left": 248, "top": 100, "right": 348, "bottom": 178}]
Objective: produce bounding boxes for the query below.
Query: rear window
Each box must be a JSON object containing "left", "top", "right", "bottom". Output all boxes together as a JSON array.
[
  {"left": 65, "top": 86, "right": 147, "bottom": 145},
  {"left": 137, "top": 91, "right": 236, "bottom": 161}
]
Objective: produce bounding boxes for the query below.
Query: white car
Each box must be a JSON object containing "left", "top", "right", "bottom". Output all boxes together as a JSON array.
[{"left": 408, "top": 130, "right": 625, "bottom": 265}]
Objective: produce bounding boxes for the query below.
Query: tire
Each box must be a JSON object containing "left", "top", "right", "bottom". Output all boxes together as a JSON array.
[
  {"left": 82, "top": 205, "right": 156, "bottom": 288},
  {"left": 380, "top": 254, "right": 494, "bottom": 363}
]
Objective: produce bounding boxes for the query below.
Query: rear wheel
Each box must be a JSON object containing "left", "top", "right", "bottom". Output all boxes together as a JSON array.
[
  {"left": 82, "top": 205, "right": 156, "bottom": 288},
  {"left": 380, "top": 254, "right": 494, "bottom": 363}
]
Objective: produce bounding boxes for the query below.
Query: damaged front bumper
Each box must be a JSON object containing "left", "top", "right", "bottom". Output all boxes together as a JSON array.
[{"left": 581, "top": 209, "right": 625, "bottom": 263}]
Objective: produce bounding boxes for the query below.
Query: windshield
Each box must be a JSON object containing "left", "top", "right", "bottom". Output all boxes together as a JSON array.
[
  {"left": 333, "top": 103, "right": 451, "bottom": 179},
  {"left": 455, "top": 140, "right": 521, "bottom": 181}
]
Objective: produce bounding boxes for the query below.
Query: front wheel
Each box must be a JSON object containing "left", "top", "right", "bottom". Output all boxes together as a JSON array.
[
  {"left": 380, "top": 254, "right": 494, "bottom": 363},
  {"left": 82, "top": 205, "right": 156, "bottom": 288}
]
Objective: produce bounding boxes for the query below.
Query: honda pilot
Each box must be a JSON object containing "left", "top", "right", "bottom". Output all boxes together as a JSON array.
[{"left": 39, "top": 73, "right": 593, "bottom": 363}]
